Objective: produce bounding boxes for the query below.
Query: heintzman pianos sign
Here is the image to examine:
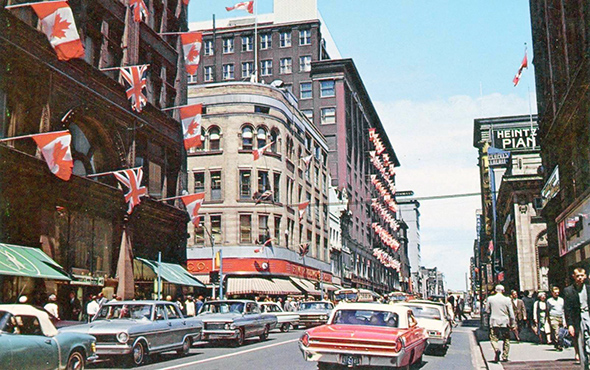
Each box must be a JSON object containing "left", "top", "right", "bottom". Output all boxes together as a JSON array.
[{"left": 492, "top": 127, "right": 538, "bottom": 151}]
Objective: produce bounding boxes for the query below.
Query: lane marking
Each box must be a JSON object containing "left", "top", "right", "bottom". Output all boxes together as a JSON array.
[{"left": 160, "top": 338, "right": 300, "bottom": 370}]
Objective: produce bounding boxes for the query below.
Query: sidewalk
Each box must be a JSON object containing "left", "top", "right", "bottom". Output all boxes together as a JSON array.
[{"left": 473, "top": 322, "right": 579, "bottom": 369}]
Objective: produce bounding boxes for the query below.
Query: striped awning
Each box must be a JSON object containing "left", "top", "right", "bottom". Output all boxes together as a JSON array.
[
  {"left": 271, "top": 278, "right": 303, "bottom": 295},
  {"left": 290, "top": 277, "right": 321, "bottom": 295},
  {"left": 227, "top": 277, "right": 299, "bottom": 296}
]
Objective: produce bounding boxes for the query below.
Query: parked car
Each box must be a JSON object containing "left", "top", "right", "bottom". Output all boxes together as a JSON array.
[
  {"left": 298, "top": 301, "right": 334, "bottom": 328},
  {"left": 259, "top": 302, "right": 299, "bottom": 332},
  {"left": 0, "top": 304, "right": 97, "bottom": 370},
  {"left": 398, "top": 301, "right": 452, "bottom": 351},
  {"left": 299, "top": 302, "right": 428, "bottom": 369},
  {"left": 59, "top": 300, "right": 202, "bottom": 366},
  {"left": 197, "top": 300, "right": 277, "bottom": 346}
]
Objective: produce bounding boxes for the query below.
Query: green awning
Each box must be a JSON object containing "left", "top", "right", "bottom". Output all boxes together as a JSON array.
[
  {"left": 136, "top": 258, "right": 206, "bottom": 288},
  {"left": 0, "top": 243, "right": 71, "bottom": 281}
]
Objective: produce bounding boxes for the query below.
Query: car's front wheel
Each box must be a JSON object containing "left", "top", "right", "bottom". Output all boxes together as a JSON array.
[
  {"left": 177, "top": 337, "right": 192, "bottom": 356},
  {"left": 66, "top": 350, "right": 85, "bottom": 370},
  {"left": 260, "top": 325, "right": 269, "bottom": 341},
  {"left": 280, "top": 323, "right": 291, "bottom": 332},
  {"left": 234, "top": 329, "right": 245, "bottom": 347},
  {"left": 129, "top": 340, "right": 146, "bottom": 366}
]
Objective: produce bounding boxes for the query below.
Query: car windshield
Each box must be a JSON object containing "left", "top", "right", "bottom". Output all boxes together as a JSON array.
[
  {"left": 0, "top": 311, "right": 14, "bottom": 333},
  {"left": 332, "top": 309, "right": 398, "bottom": 328},
  {"left": 94, "top": 304, "right": 153, "bottom": 321},
  {"left": 299, "top": 302, "right": 332, "bottom": 310},
  {"left": 200, "top": 302, "right": 245, "bottom": 314},
  {"left": 406, "top": 306, "right": 442, "bottom": 320}
]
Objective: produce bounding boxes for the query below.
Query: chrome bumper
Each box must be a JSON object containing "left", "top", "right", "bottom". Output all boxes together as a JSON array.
[
  {"left": 95, "top": 344, "right": 133, "bottom": 356},
  {"left": 299, "top": 344, "right": 406, "bottom": 367},
  {"left": 202, "top": 329, "right": 240, "bottom": 340}
]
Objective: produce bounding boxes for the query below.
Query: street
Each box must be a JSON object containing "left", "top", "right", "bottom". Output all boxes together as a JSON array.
[{"left": 88, "top": 320, "right": 479, "bottom": 370}]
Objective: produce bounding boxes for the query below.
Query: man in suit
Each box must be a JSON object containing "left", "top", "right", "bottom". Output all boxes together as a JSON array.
[
  {"left": 511, "top": 290, "right": 526, "bottom": 341},
  {"left": 486, "top": 284, "right": 515, "bottom": 362},
  {"left": 564, "top": 267, "right": 590, "bottom": 368}
]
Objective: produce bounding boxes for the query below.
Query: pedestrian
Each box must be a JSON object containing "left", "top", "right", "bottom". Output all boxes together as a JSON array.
[
  {"left": 510, "top": 290, "right": 526, "bottom": 341},
  {"left": 86, "top": 295, "right": 100, "bottom": 322},
  {"left": 534, "top": 292, "right": 551, "bottom": 344},
  {"left": 446, "top": 297, "right": 456, "bottom": 327},
  {"left": 547, "top": 286, "right": 566, "bottom": 351},
  {"left": 44, "top": 294, "right": 59, "bottom": 320},
  {"left": 64, "top": 291, "right": 82, "bottom": 321},
  {"left": 456, "top": 297, "right": 468, "bottom": 321},
  {"left": 185, "top": 296, "right": 196, "bottom": 317},
  {"left": 564, "top": 267, "right": 590, "bottom": 367},
  {"left": 97, "top": 292, "right": 108, "bottom": 307},
  {"left": 485, "top": 284, "right": 515, "bottom": 363},
  {"left": 195, "top": 295, "right": 204, "bottom": 313},
  {"left": 522, "top": 290, "right": 535, "bottom": 329}
]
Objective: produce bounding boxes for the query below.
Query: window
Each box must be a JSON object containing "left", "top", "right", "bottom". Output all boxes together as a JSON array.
[
  {"left": 315, "top": 198, "right": 320, "bottom": 222},
  {"left": 194, "top": 172, "right": 205, "bottom": 193},
  {"left": 204, "top": 40, "right": 214, "bottom": 55},
  {"left": 273, "top": 173, "right": 281, "bottom": 202},
  {"left": 302, "top": 109, "right": 313, "bottom": 121},
  {"left": 261, "top": 60, "right": 272, "bottom": 76},
  {"left": 279, "top": 30, "right": 291, "bottom": 47},
  {"left": 194, "top": 217, "right": 205, "bottom": 246},
  {"left": 257, "top": 127, "right": 267, "bottom": 148},
  {"left": 241, "top": 35, "right": 253, "bottom": 52},
  {"left": 306, "top": 191, "right": 312, "bottom": 221},
  {"left": 223, "top": 38, "right": 234, "bottom": 53},
  {"left": 321, "top": 107, "right": 336, "bottom": 124},
  {"left": 211, "top": 215, "right": 222, "bottom": 244},
  {"left": 299, "top": 55, "right": 311, "bottom": 72},
  {"left": 240, "top": 215, "right": 252, "bottom": 243},
  {"left": 314, "top": 166, "right": 319, "bottom": 187},
  {"left": 320, "top": 80, "right": 335, "bottom": 97},
  {"left": 242, "top": 62, "right": 254, "bottom": 78},
  {"left": 260, "top": 33, "right": 272, "bottom": 49},
  {"left": 258, "top": 170, "right": 270, "bottom": 192},
  {"left": 280, "top": 58, "right": 292, "bottom": 74},
  {"left": 211, "top": 171, "right": 222, "bottom": 200},
  {"left": 242, "top": 126, "right": 253, "bottom": 149},
  {"left": 259, "top": 215, "right": 269, "bottom": 243},
  {"left": 223, "top": 64, "right": 234, "bottom": 80},
  {"left": 274, "top": 216, "right": 281, "bottom": 244},
  {"left": 209, "top": 127, "right": 221, "bottom": 150},
  {"left": 204, "top": 66, "right": 213, "bottom": 82},
  {"left": 239, "top": 170, "right": 251, "bottom": 199},
  {"left": 300, "top": 82, "right": 312, "bottom": 99},
  {"left": 187, "top": 73, "right": 198, "bottom": 84},
  {"left": 299, "top": 29, "right": 311, "bottom": 45},
  {"left": 270, "top": 129, "right": 279, "bottom": 153}
]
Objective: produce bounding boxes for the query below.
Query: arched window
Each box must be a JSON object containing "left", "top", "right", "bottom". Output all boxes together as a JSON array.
[
  {"left": 242, "top": 125, "right": 253, "bottom": 150},
  {"left": 270, "top": 128, "right": 280, "bottom": 153},
  {"left": 257, "top": 127, "right": 267, "bottom": 148},
  {"left": 209, "top": 126, "right": 221, "bottom": 151},
  {"left": 286, "top": 136, "right": 294, "bottom": 160},
  {"left": 69, "top": 123, "right": 95, "bottom": 176}
]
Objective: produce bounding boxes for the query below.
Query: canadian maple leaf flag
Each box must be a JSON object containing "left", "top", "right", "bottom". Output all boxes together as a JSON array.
[
  {"left": 120, "top": 65, "right": 148, "bottom": 113},
  {"left": 513, "top": 51, "right": 528, "bottom": 86},
  {"left": 30, "top": 1, "right": 85, "bottom": 61},
  {"left": 298, "top": 201, "right": 310, "bottom": 220},
  {"left": 181, "top": 32, "right": 202, "bottom": 75},
  {"left": 129, "top": 0, "right": 149, "bottom": 23},
  {"left": 113, "top": 168, "right": 148, "bottom": 214},
  {"left": 181, "top": 192, "right": 205, "bottom": 227},
  {"left": 226, "top": 1, "right": 254, "bottom": 13},
  {"left": 253, "top": 142, "right": 273, "bottom": 161},
  {"left": 180, "top": 104, "right": 203, "bottom": 150},
  {"left": 255, "top": 238, "right": 273, "bottom": 253},
  {"left": 32, "top": 130, "right": 73, "bottom": 181}
]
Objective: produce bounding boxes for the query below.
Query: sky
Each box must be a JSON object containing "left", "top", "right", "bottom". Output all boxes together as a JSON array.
[{"left": 188, "top": 1, "right": 537, "bottom": 291}]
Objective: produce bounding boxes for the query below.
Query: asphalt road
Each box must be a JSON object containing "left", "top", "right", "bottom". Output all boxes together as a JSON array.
[{"left": 88, "top": 321, "right": 479, "bottom": 370}]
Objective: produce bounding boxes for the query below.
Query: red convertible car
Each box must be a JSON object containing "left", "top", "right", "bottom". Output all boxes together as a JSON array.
[{"left": 299, "top": 302, "right": 427, "bottom": 369}]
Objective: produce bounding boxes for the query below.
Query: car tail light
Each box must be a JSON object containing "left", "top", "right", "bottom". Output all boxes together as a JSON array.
[
  {"left": 394, "top": 337, "right": 405, "bottom": 352},
  {"left": 300, "top": 333, "right": 310, "bottom": 347}
]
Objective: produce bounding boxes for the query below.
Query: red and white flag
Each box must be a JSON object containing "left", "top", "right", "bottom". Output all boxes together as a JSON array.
[
  {"left": 300, "top": 154, "right": 313, "bottom": 168},
  {"left": 181, "top": 32, "right": 202, "bottom": 75},
  {"left": 225, "top": 1, "right": 254, "bottom": 13},
  {"left": 183, "top": 0, "right": 190, "bottom": 5},
  {"left": 253, "top": 142, "right": 273, "bottom": 161},
  {"left": 298, "top": 201, "right": 310, "bottom": 220},
  {"left": 255, "top": 238, "right": 273, "bottom": 253},
  {"left": 129, "top": 0, "right": 149, "bottom": 23},
  {"left": 113, "top": 168, "right": 148, "bottom": 214},
  {"left": 31, "top": 130, "right": 73, "bottom": 181},
  {"left": 179, "top": 104, "right": 203, "bottom": 150},
  {"left": 30, "top": 1, "right": 85, "bottom": 61},
  {"left": 513, "top": 50, "right": 528, "bottom": 86},
  {"left": 181, "top": 192, "right": 205, "bottom": 227},
  {"left": 120, "top": 65, "right": 148, "bottom": 113}
]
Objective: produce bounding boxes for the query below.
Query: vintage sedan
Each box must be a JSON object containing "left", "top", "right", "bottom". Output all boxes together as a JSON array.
[
  {"left": 259, "top": 302, "right": 300, "bottom": 332},
  {"left": 59, "top": 300, "right": 202, "bottom": 366},
  {"left": 0, "top": 304, "right": 97, "bottom": 370},
  {"left": 197, "top": 300, "right": 277, "bottom": 346},
  {"left": 398, "top": 301, "right": 452, "bottom": 351},
  {"left": 298, "top": 301, "right": 334, "bottom": 328},
  {"left": 299, "top": 302, "right": 427, "bottom": 369}
]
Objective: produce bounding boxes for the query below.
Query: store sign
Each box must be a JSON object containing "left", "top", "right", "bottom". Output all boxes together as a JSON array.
[
  {"left": 488, "top": 147, "right": 511, "bottom": 167},
  {"left": 493, "top": 127, "right": 538, "bottom": 151},
  {"left": 72, "top": 274, "right": 105, "bottom": 286},
  {"left": 557, "top": 193, "right": 590, "bottom": 257}
]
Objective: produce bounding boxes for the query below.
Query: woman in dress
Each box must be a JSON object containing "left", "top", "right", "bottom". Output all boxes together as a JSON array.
[{"left": 533, "top": 292, "right": 551, "bottom": 344}]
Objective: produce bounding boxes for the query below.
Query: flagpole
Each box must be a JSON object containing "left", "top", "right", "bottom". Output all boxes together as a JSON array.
[
  {"left": 4, "top": 0, "right": 64, "bottom": 9},
  {"left": 161, "top": 103, "right": 199, "bottom": 111},
  {"left": 158, "top": 32, "right": 196, "bottom": 36},
  {"left": 158, "top": 194, "right": 188, "bottom": 201},
  {"left": 0, "top": 130, "right": 69, "bottom": 143},
  {"left": 99, "top": 64, "right": 149, "bottom": 72},
  {"left": 85, "top": 166, "right": 142, "bottom": 178}
]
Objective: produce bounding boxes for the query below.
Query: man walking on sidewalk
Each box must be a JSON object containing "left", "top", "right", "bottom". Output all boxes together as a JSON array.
[
  {"left": 486, "top": 284, "right": 515, "bottom": 362},
  {"left": 511, "top": 290, "right": 526, "bottom": 341},
  {"left": 565, "top": 267, "right": 590, "bottom": 369},
  {"left": 548, "top": 286, "right": 566, "bottom": 351}
]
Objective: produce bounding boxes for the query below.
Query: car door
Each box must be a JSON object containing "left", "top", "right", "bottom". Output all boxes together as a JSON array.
[
  {"left": 165, "top": 304, "right": 185, "bottom": 346},
  {"left": 8, "top": 314, "right": 58, "bottom": 370},
  {"left": 0, "top": 332, "right": 13, "bottom": 369},
  {"left": 151, "top": 304, "right": 170, "bottom": 350},
  {"left": 243, "top": 303, "right": 260, "bottom": 336}
]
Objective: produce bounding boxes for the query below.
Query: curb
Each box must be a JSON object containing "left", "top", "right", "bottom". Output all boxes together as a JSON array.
[{"left": 470, "top": 328, "right": 489, "bottom": 370}]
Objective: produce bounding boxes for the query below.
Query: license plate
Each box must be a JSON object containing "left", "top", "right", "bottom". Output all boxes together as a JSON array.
[{"left": 340, "top": 355, "right": 361, "bottom": 366}]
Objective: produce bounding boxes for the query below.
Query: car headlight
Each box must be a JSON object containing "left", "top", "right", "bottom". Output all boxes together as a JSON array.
[
  {"left": 224, "top": 323, "right": 236, "bottom": 330},
  {"left": 321, "top": 315, "right": 328, "bottom": 320},
  {"left": 91, "top": 342, "right": 96, "bottom": 353},
  {"left": 116, "top": 332, "right": 129, "bottom": 344}
]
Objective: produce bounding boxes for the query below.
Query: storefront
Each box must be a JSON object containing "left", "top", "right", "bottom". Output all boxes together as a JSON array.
[{"left": 134, "top": 258, "right": 206, "bottom": 300}]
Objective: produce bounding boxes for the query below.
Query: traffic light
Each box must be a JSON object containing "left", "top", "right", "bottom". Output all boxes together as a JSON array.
[{"left": 210, "top": 270, "right": 219, "bottom": 284}]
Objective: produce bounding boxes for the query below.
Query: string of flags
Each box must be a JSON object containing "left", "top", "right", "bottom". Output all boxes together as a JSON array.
[
  {"left": 373, "top": 248, "right": 401, "bottom": 271},
  {"left": 372, "top": 223, "right": 400, "bottom": 252}
]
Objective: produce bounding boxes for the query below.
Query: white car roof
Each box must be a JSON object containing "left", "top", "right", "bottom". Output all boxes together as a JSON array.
[
  {"left": 335, "top": 302, "right": 410, "bottom": 314},
  {"left": 0, "top": 304, "right": 58, "bottom": 337}
]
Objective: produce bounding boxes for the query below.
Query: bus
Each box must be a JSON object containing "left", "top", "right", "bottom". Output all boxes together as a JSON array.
[{"left": 334, "top": 288, "right": 379, "bottom": 303}]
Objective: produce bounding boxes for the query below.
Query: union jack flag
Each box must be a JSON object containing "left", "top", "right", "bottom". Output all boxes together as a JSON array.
[
  {"left": 120, "top": 65, "right": 148, "bottom": 113},
  {"left": 129, "top": 0, "right": 148, "bottom": 23},
  {"left": 113, "top": 168, "right": 148, "bottom": 214}
]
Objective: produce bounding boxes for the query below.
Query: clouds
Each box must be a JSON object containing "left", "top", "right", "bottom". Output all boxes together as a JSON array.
[{"left": 375, "top": 92, "right": 536, "bottom": 289}]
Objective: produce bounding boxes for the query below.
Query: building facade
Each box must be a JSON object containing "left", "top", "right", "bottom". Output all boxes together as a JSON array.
[
  {"left": 529, "top": 1, "right": 589, "bottom": 286},
  {"left": 397, "top": 198, "right": 421, "bottom": 294}
]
